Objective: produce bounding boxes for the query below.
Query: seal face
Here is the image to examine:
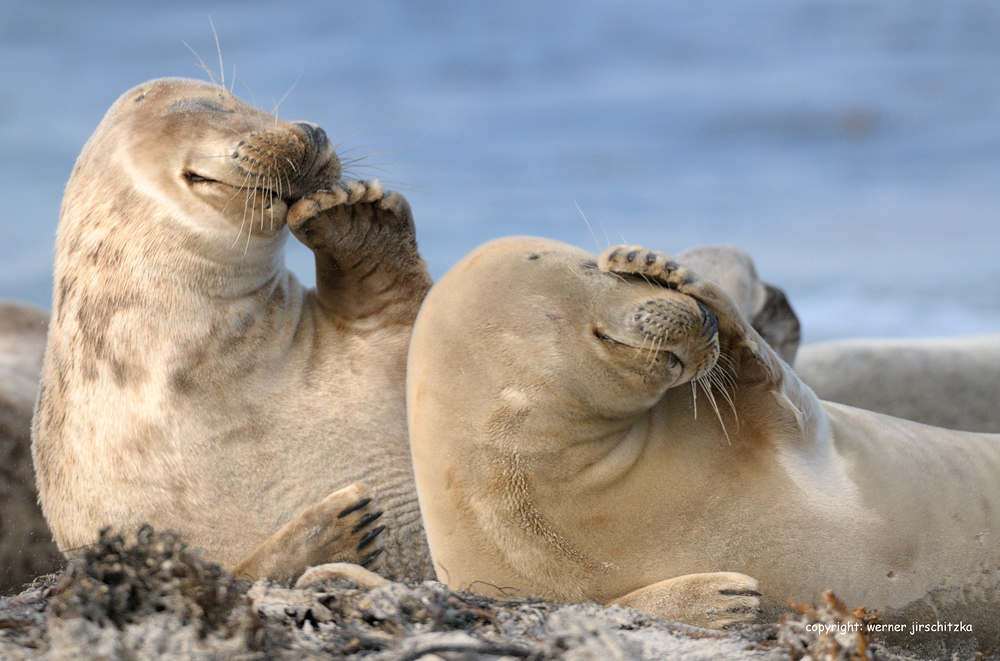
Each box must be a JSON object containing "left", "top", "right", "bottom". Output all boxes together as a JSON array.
[
  {"left": 33, "top": 78, "right": 433, "bottom": 583},
  {"left": 408, "top": 237, "right": 1000, "bottom": 651}
]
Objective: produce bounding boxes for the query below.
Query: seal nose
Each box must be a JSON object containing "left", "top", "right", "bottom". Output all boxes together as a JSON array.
[{"left": 292, "top": 122, "right": 330, "bottom": 154}]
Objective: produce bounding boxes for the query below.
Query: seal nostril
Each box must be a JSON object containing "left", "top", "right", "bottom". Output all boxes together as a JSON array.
[
  {"left": 292, "top": 122, "right": 329, "bottom": 152},
  {"left": 697, "top": 302, "right": 718, "bottom": 336}
]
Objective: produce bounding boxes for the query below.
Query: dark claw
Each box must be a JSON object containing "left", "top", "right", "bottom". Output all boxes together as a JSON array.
[
  {"left": 625, "top": 250, "right": 638, "bottom": 262},
  {"left": 351, "top": 511, "right": 384, "bottom": 534},
  {"left": 360, "top": 548, "right": 384, "bottom": 568},
  {"left": 608, "top": 249, "right": 620, "bottom": 261},
  {"left": 337, "top": 497, "right": 372, "bottom": 519},
  {"left": 665, "top": 260, "right": 678, "bottom": 270},
  {"left": 645, "top": 253, "right": 657, "bottom": 265},
  {"left": 357, "top": 525, "right": 386, "bottom": 550}
]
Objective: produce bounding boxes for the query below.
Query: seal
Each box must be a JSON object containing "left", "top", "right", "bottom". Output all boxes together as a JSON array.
[
  {"left": 795, "top": 335, "right": 1000, "bottom": 433},
  {"left": 408, "top": 237, "right": 1000, "bottom": 651},
  {"left": 0, "top": 301, "right": 61, "bottom": 593},
  {"left": 32, "top": 77, "right": 434, "bottom": 583}
]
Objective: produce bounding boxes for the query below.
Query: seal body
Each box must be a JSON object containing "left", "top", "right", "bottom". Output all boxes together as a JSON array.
[
  {"left": 407, "top": 237, "right": 1000, "bottom": 653},
  {"left": 33, "top": 78, "right": 433, "bottom": 581},
  {"left": 795, "top": 335, "right": 1000, "bottom": 433}
]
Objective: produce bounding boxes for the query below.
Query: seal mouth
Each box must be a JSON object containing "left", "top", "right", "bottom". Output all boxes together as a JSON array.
[{"left": 183, "top": 170, "right": 296, "bottom": 206}]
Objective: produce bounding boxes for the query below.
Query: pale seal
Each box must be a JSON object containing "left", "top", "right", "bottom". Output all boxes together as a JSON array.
[
  {"left": 32, "top": 78, "right": 434, "bottom": 583},
  {"left": 795, "top": 335, "right": 1000, "bottom": 433},
  {"left": 408, "top": 237, "right": 1000, "bottom": 653},
  {"left": 0, "top": 301, "right": 61, "bottom": 594}
]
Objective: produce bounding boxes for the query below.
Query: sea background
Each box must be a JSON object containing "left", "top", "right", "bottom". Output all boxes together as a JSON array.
[{"left": 2, "top": 0, "right": 998, "bottom": 345}]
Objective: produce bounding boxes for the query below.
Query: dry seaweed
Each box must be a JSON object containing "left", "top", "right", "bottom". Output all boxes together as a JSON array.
[{"left": 0, "top": 528, "right": 951, "bottom": 660}]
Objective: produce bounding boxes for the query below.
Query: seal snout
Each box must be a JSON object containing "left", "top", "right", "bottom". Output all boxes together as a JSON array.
[
  {"left": 230, "top": 121, "right": 341, "bottom": 201},
  {"left": 291, "top": 122, "right": 330, "bottom": 154},
  {"left": 287, "top": 121, "right": 340, "bottom": 196},
  {"left": 635, "top": 298, "right": 706, "bottom": 344},
  {"left": 625, "top": 296, "right": 720, "bottom": 379}
]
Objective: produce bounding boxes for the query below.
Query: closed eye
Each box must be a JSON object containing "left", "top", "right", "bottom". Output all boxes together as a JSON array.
[
  {"left": 592, "top": 327, "right": 621, "bottom": 347},
  {"left": 184, "top": 170, "right": 216, "bottom": 184}
]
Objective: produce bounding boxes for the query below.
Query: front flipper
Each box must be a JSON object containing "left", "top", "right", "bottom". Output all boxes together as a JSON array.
[
  {"left": 676, "top": 245, "right": 801, "bottom": 363},
  {"left": 600, "top": 244, "right": 822, "bottom": 436},
  {"left": 232, "top": 482, "right": 385, "bottom": 584},
  {"left": 287, "top": 180, "right": 432, "bottom": 325},
  {"left": 609, "top": 571, "right": 761, "bottom": 629},
  {"left": 599, "top": 245, "right": 746, "bottom": 328}
]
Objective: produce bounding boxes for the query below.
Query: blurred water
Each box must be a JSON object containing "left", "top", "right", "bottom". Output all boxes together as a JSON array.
[{"left": 1, "top": 0, "right": 998, "bottom": 343}]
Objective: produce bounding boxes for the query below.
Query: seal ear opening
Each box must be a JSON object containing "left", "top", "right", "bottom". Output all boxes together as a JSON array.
[{"left": 750, "top": 284, "right": 801, "bottom": 364}]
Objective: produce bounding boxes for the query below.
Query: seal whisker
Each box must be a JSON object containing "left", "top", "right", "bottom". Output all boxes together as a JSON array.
[
  {"left": 240, "top": 170, "right": 260, "bottom": 254},
  {"left": 228, "top": 98, "right": 259, "bottom": 137},
  {"left": 705, "top": 356, "right": 740, "bottom": 432},
  {"left": 189, "top": 153, "right": 234, "bottom": 161},
  {"left": 715, "top": 353, "right": 740, "bottom": 394},
  {"left": 210, "top": 18, "right": 226, "bottom": 88},
  {"left": 650, "top": 335, "right": 664, "bottom": 369},
  {"left": 336, "top": 138, "right": 423, "bottom": 163},
  {"left": 270, "top": 73, "right": 301, "bottom": 122},
  {"left": 690, "top": 381, "right": 699, "bottom": 420},
  {"left": 709, "top": 366, "right": 739, "bottom": 431},
  {"left": 332, "top": 131, "right": 368, "bottom": 157},
  {"left": 603, "top": 270, "right": 629, "bottom": 285},
  {"left": 281, "top": 167, "right": 295, "bottom": 198},
  {"left": 335, "top": 139, "right": 425, "bottom": 192},
  {"left": 184, "top": 38, "right": 223, "bottom": 88},
  {"left": 246, "top": 181, "right": 261, "bottom": 254},
  {"left": 644, "top": 335, "right": 656, "bottom": 367},
  {"left": 575, "top": 201, "right": 603, "bottom": 254},
  {"left": 344, "top": 174, "right": 426, "bottom": 195},
  {"left": 698, "top": 377, "right": 730, "bottom": 444},
  {"left": 232, "top": 74, "right": 273, "bottom": 136},
  {"left": 206, "top": 121, "right": 248, "bottom": 139},
  {"left": 633, "top": 332, "right": 649, "bottom": 361},
  {"left": 255, "top": 170, "right": 265, "bottom": 231},
  {"left": 274, "top": 172, "right": 285, "bottom": 231},
  {"left": 226, "top": 168, "right": 257, "bottom": 250},
  {"left": 267, "top": 174, "right": 276, "bottom": 232},
  {"left": 233, "top": 167, "right": 257, "bottom": 251}
]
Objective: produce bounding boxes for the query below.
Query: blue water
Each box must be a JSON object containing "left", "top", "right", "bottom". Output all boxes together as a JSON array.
[{"left": 2, "top": 0, "right": 999, "bottom": 343}]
